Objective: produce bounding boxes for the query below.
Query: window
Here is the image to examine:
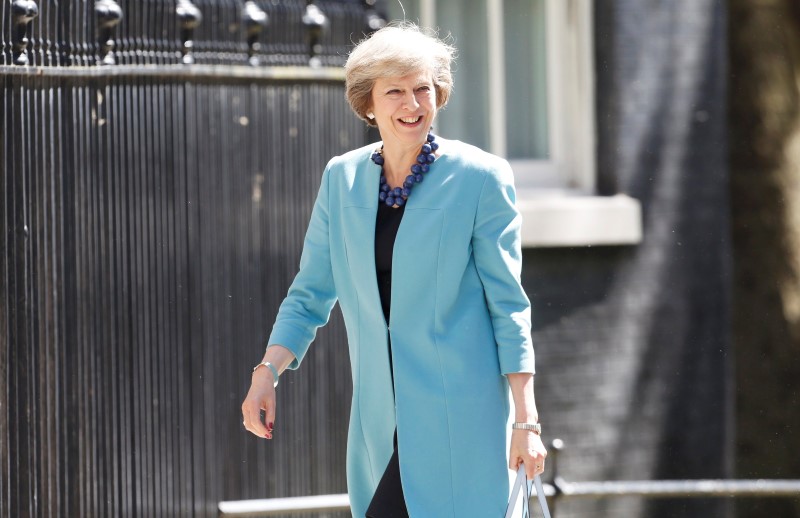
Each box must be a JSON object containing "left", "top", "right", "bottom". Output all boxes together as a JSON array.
[{"left": 384, "top": 0, "right": 642, "bottom": 246}]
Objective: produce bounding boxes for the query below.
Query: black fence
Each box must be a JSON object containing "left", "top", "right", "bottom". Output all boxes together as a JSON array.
[
  {"left": 1, "top": 1, "right": 379, "bottom": 516},
  {"left": 1, "top": 0, "right": 380, "bottom": 67}
]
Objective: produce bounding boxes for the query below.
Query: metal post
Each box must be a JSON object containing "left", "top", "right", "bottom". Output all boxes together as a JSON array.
[{"left": 548, "top": 438, "right": 565, "bottom": 516}]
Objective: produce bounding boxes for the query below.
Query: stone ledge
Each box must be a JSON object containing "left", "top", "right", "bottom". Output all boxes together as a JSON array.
[{"left": 517, "top": 191, "right": 642, "bottom": 248}]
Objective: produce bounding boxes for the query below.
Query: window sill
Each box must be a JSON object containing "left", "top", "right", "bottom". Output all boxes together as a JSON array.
[{"left": 516, "top": 189, "right": 643, "bottom": 248}]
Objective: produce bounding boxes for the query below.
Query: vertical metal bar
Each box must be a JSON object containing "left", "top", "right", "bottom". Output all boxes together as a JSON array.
[
  {"left": 19, "top": 73, "right": 34, "bottom": 518},
  {"left": 112, "top": 77, "right": 128, "bottom": 518},
  {"left": 119, "top": 78, "right": 138, "bottom": 517},
  {"left": 82, "top": 76, "right": 92, "bottom": 517},
  {"left": 189, "top": 76, "right": 205, "bottom": 516},
  {"left": 1, "top": 73, "right": 10, "bottom": 518},
  {"left": 141, "top": 76, "right": 155, "bottom": 516},
  {"left": 49, "top": 76, "right": 65, "bottom": 518},
  {"left": 103, "top": 76, "right": 119, "bottom": 518},
  {"left": 71, "top": 76, "right": 85, "bottom": 517},
  {"left": 20, "top": 72, "right": 34, "bottom": 518},
  {"left": 155, "top": 74, "right": 172, "bottom": 518},
  {"left": 33, "top": 79, "right": 45, "bottom": 518},
  {"left": 127, "top": 79, "right": 140, "bottom": 516},
  {"left": 59, "top": 76, "right": 76, "bottom": 518},
  {"left": 32, "top": 72, "right": 48, "bottom": 518},
  {"left": 3, "top": 75, "right": 13, "bottom": 518},
  {"left": 2, "top": 2, "right": 9, "bottom": 64},
  {"left": 52, "top": 0, "right": 63, "bottom": 65},
  {"left": 35, "top": 67, "right": 46, "bottom": 518}
]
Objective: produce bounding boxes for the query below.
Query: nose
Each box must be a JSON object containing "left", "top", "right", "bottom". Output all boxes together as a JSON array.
[{"left": 403, "top": 91, "right": 420, "bottom": 110}]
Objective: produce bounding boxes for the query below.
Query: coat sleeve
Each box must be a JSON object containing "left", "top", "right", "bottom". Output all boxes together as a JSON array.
[
  {"left": 472, "top": 159, "right": 536, "bottom": 375},
  {"left": 266, "top": 161, "right": 338, "bottom": 370}
]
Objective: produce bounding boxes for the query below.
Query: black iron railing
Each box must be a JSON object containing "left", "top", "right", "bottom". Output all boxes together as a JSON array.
[
  {"left": 1, "top": 2, "right": 388, "bottom": 517},
  {"left": 2, "top": 0, "right": 386, "bottom": 68}
]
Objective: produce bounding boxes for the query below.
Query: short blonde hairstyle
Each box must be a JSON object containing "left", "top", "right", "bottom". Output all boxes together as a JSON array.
[{"left": 345, "top": 22, "right": 456, "bottom": 127}]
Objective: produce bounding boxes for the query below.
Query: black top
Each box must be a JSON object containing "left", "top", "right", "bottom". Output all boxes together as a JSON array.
[
  {"left": 375, "top": 202, "right": 405, "bottom": 323},
  {"left": 367, "top": 202, "right": 411, "bottom": 518}
]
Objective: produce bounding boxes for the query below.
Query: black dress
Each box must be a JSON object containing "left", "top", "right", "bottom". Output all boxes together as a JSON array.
[{"left": 365, "top": 202, "right": 410, "bottom": 518}]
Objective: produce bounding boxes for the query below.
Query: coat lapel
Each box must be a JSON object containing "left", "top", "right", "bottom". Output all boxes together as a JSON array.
[{"left": 341, "top": 148, "right": 383, "bottom": 316}]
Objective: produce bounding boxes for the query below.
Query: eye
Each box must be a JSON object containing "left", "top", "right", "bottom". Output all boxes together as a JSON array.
[
  {"left": 387, "top": 89, "right": 402, "bottom": 95},
  {"left": 416, "top": 85, "right": 431, "bottom": 92}
]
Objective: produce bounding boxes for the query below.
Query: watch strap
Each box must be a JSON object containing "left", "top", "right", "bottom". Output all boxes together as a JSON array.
[{"left": 512, "top": 422, "right": 542, "bottom": 435}]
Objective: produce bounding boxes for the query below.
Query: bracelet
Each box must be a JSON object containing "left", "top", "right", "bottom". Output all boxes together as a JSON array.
[
  {"left": 512, "top": 422, "right": 542, "bottom": 435},
  {"left": 253, "top": 361, "right": 279, "bottom": 388}
]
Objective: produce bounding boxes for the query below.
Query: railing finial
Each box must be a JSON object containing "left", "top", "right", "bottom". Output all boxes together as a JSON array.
[
  {"left": 302, "top": 0, "right": 328, "bottom": 67},
  {"left": 362, "top": 0, "right": 386, "bottom": 34},
  {"left": 242, "top": 1, "right": 268, "bottom": 67},
  {"left": 12, "top": 0, "right": 39, "bottom": 66},
  {"left": 177, "top": 0, "right": 202, "bottom": 65},
  {"left": 95, "top": 0, "right": 123, "bottom": 66}
]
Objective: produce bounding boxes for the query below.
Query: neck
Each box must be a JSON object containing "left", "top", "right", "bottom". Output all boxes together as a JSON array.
[{"left": 381, "top": 139, "right": 427, "bottom": 186}]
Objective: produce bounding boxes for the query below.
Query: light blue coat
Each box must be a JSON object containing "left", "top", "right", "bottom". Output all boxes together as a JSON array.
[{"left": 267, "top": 139, "right": 535, "bottom": 517}]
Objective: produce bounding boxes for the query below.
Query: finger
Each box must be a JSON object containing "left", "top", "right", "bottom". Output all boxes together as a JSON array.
[
  {"left": 525, "top": 452, "right": 546, "bottom": 479},
  {"left": 243, "top": 399, "right": 270, "bottom": 439},
  {"left": 264, "top": 399, "right": 276, "bottom": 439},
  {"left": 525, "top": 461, "right": 537, "bottom": 479}
]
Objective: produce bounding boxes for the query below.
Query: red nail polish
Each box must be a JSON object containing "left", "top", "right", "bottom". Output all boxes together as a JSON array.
[{"left": 268, "top": 422, "right": 274, "bottom": 430}]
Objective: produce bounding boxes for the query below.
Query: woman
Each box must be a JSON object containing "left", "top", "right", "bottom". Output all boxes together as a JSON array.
[{"left": 242, "top": 23, "right": 546, "bottom": 517}]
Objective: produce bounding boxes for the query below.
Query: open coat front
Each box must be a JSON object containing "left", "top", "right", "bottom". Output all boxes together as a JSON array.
[{"left": 267, "top": 139, "right": 536, "bottom": 517}]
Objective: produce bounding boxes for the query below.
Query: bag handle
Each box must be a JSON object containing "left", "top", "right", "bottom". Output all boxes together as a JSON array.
[{"left": 504, "top": 465, "right": 552, "bottom": 518}]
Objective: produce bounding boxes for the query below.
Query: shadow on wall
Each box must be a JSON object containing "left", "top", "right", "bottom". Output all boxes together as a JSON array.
[{"left": 729, "top": 1, "right": 800, "bottom": 517}]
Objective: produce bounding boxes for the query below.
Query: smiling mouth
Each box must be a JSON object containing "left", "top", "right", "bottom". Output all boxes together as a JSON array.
[{"left": 399, "top": 116, "right": 422, "bottom": 125}]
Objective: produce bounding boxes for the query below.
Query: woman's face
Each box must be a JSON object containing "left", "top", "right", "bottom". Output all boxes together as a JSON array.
[{"left": 369, "top": 70, "right": 437, "bottom": 149}]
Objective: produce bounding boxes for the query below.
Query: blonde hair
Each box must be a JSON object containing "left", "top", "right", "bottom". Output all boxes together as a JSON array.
[{"left": 345, "top": 22, "right": 456, "bottom": 127}]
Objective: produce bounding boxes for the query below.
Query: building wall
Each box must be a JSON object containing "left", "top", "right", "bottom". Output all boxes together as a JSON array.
[{"left": 522, "top": 1, "right": 732, "bottom": 516}]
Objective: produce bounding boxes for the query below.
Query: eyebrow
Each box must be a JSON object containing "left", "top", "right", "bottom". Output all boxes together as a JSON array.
[{"left": 382, "top": 80, "right": 432, "bottom": 89}]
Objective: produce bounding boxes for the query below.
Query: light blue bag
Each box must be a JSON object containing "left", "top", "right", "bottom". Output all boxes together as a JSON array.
[{"left": 504, "top": 465, "right": 552, "bottom": 518}]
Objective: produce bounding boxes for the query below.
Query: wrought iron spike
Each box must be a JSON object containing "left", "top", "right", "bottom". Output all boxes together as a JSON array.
[
  {"left": 362, "top": 0, "right": 386, "bottom": 33},
  {"left": 302, "top": 0, "right": 328, "bottom": 66},
  {"left": 95, "top": 0, "right": 123, "bottom": 66},
  {"left": 176, "top": 0, "right": 202, "bottom": 65},
  {"left": 12, "top": 0, "right": 39, "bottom": 66},
  {"left": 242, "top": 1, "right": 268, "bottom": 66}
]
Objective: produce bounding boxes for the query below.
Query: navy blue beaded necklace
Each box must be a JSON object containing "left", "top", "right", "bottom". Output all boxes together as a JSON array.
[{"left": 370, "top": 133, "right": 439, "bottom": 207}]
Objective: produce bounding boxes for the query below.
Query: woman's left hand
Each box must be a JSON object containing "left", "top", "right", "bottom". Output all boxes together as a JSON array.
[{"left": 509, "top": 429, "right": 547, "bottom": 479}]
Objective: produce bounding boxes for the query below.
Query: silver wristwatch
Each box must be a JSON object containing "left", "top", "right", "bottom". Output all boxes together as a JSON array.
[
  {"left": 512, "top": 422, "right": 542, "bottom": 435},
  {"left": 253, "top": 361, "right": 279, "bottom": 387}
]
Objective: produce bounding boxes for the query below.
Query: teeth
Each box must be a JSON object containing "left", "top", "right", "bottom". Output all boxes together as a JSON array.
[{"left": 400, "top": 116, "right": 421, "bottom": 123}]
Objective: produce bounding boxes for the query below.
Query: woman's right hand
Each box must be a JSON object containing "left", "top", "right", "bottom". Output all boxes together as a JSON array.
[
  {"left": 242, "top": 367, "right": 277, "bottom": 439},
  {"left": 242, "top": 345, "right": 295, "bottom": 439}
]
